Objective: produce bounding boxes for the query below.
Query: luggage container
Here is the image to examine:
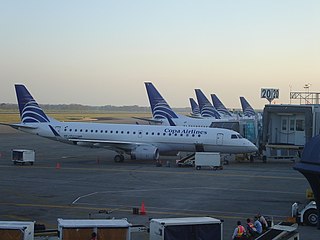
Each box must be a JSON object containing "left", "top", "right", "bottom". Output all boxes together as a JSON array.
[
  {"left": 0, "top": 221, "right": 34, "bottom": 240},
  {"left": 57, "top": 218, "right": 131, "bottom": 240},
  {"left": 149, "top": 217, "right": 223, "bottom": 240},
  {"left": 194, "top": 152, "right": 222, "bottom": 170},
  {"left": 12, "top": 149, "right": 35, "bottom": 165}
]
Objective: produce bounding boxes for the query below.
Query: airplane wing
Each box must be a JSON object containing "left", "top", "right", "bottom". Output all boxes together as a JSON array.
[
  {"left": 131, "top": 117, "right": 163, "bottom": 124},
  {"left": 0, "top": 123, "right": 38, "bottom": 130},
  {"left": 68, "top": 138, "right": 146, "bottom": 152}
]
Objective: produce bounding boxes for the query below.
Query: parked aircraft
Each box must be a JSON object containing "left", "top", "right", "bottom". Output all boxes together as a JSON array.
[
  {"left": 2, "top": 85, "right": 258, "bottom": 162},
  {"left": 194, "top": 89, "right": 221, "bottom": 119},
  {"left": 189, "top": 98, "right": 201, "bottom": 118},
  {"left": 211, "top": 94, "right": 233, "bottom": 117},
  {"left": 240, "top": 96, "right": 256, "bottom": 117},
  {"left": 144, "top": 82, "right": 237, "bottom": 127}
]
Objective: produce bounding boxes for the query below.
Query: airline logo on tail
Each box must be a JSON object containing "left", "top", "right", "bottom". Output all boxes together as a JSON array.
[
  {"left": 145, "top": 82, "right": 178, "bottom": 119},
  {"left": 211, "top": 94, "right": 233, "bottom": 117},
  {"left": 240, "top": 96, "right": 255, "bottom": 117},
  {"left": 195, "top": 89, "right": 221, "bottom": 119},
  {"left": 15, "top": 84, "right": 50, "bottom": 123},
  {"left": 189, "top": 98, "right": 201, "bottom": 116}
]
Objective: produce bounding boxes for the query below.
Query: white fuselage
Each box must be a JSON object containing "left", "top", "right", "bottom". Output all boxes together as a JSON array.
[{"left": 21, "top": 121, "right": 258, "bottom": 155}]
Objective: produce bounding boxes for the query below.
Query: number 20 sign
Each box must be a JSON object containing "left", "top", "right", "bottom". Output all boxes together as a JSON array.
[{"left": 261, "top": 88, "right": 279, "bottom": 100}]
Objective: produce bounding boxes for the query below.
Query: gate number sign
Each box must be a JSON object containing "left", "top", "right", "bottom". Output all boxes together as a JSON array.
[{"left": 261, "top": 88, "right": 279, "bottom": 100}]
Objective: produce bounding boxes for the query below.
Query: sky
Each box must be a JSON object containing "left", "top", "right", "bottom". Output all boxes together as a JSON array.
[{"left": 0, "top": 0, "right": 319, "bottom": 109}]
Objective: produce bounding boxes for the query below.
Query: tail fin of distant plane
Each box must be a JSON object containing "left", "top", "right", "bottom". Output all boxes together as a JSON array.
[
  {"left": 189, "top": 98, "right": 201, "bottom": 117},
  {"left": 195, "top": 89, "right": 221, "bottom": 119},
  {"left": 240, "top": 96, "right": 255, "bottom": 117},
  {"left": 211, "top": 94, "right": 232, "bottom": 117},
  {"left": 15, "top": 84, "right": 51, "bottom": 123},
  {"left": 145, "top": 82, "right": 179, "bottom": 119}
]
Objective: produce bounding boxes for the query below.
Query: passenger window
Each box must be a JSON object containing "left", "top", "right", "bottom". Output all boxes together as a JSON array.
[
  {"left": 105, "top": 130, "right": 107, "bottom": 133},
  {"left": 100, "top": 130, "right": 103, "bottom": 133},
  {"left": 85, "top": 129, "right": 88, "bottom": 132},
  {"left": 282, "top": 119, "right": 287, "bottom": 131},
  {"left": 296, "top": 120, "right": 305, "bottom": 131}
]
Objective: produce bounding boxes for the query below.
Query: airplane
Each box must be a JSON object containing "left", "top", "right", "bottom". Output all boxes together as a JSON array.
[
  {"left": 189, "top": 98, "right": 201, "bottom": 118},
  {"left": 143, "top": 82, "right": 240, "bottom": 128},
  {"left": 1, "top": 84, "right": 257, "bottom": 162},
  {"left": 211, "top": 94, "right": 233, "bottom": 118},
  {"left": 194, "top": 89, "right": 221, "bottom": 119},
  {"left": 240, "top": 96, "right": 256, "bottom": 117}
]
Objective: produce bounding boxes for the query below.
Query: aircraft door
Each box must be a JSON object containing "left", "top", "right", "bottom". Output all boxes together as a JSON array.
[
  {"left": 279, "top": 116, "right": 295, "bottom": 144},
  {"left": 54, "top": 126, "right": 61, "bottom": 133},
  {"left": 216, "top": 133, "right": 224, "bottom": 145},
  {"left": 294, "top": 118, "right": 305, "bottom": 145}
]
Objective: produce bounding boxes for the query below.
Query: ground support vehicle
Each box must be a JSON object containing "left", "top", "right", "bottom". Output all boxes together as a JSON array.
[
  {"left": 292, "top": 201, "right": 318, "bottom": 226},
  {"left": 12, "top": 149, "right": 35, "bottom": 165},
  {"left": 194, "top": 152, "right": 222, "bottom": 170}
]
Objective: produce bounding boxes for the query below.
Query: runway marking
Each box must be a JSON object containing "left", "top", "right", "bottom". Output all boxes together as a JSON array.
[
  {"left": 0, "top": 202, "right": 287, "bottom": 222},
  {"left": 0, "top": 164, "right": 305, "bottom": 181},
  {"left": 72, "top": 185, "right": 304, "bottom": 204}
]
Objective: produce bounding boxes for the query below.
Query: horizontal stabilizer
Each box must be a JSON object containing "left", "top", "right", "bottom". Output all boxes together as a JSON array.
[{"left": 0, "top": 122, "right": 38, "bottom": 130}]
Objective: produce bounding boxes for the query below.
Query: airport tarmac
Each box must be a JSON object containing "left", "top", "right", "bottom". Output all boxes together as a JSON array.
[{"left": 0, "top": 125, "right": 319, "bottom": 239}]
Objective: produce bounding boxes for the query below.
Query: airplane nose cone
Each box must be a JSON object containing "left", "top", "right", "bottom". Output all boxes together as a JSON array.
[{"left": 244, "top": 140, "right": 258, "bottom": 153}]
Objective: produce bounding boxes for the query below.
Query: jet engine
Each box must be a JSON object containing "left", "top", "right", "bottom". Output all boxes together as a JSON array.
[{"left": 131, "top": 145, "right": 159, "bottom": 160}]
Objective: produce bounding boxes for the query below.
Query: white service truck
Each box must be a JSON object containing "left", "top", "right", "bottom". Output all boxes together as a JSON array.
[
  {"left": 149, "top": 217, "right": 223, "bottom": 240},
  {"left": 194, "top": 152, "right": 222, "bottom": 170},
  {"left": 292, "top": 201, "right": 318, "bottom": 226},
  {"left": 12, "top": 149, "right": 35, "bottom": 165}
]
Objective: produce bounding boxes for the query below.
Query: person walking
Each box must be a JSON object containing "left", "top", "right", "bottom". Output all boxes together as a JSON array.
[{"left": 231, "top": 221, "right": 246, "bottom": 240}]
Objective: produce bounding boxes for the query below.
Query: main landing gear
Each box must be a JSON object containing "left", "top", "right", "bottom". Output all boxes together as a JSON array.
[{"left": 114, "top": 154, "right": 125, "bottom": 162}]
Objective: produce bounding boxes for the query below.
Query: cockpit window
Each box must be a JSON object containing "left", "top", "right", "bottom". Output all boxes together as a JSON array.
[
  {"left": 231, "top": 134, "right": 237, "bottom": 139},
  {"left": 237, "top": 134, "right": 243, "bottom": 138}
]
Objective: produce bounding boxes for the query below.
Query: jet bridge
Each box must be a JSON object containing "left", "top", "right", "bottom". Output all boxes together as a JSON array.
[{"left": 262, "top": 104, "right": 320, "bottom": 160}]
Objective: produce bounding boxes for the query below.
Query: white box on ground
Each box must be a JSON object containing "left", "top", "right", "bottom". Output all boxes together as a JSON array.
[
  {"left": 12, "top": 149, "right": 35, "bottom": 165},
  {"left": 0, "top": 221, "right": 34, "bottom": 240},
  {"left": 57, "top": 218, "right": 131, "bottom": 240},
  {"left": 150, "top": 217, "right": 223, "bottom": 240},
  {"left": 194, "top": 152, "right": 221, "bottom": 170}
]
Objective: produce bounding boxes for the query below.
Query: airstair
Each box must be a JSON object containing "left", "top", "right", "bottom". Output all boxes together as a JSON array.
[{"left": 176, "top": 153, "right": 195, "bottom": 167}]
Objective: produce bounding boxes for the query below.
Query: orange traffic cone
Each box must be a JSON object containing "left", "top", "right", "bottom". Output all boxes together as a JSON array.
[
  {"left": 56, "top": 163, "right": 61, "bottom": 169},
  {"left": 140, "top": 201, "right": 146, "bottom": 215}
]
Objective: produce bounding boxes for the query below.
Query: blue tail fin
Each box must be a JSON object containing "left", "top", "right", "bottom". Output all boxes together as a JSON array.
[
  {"left": 144, "top": 82, "right": 178, "bottom": 119},
  {"left": 15, "top": 84, "right": 50, "bottom": 123},
  {"left": 240, "top": 96, "right": 255, "bottom": 117},
  {"left": 211, "top": 94, "right": 232, "bottom": 117},
  {"left": 195, "top": 89, "right": 221, "bottom": 119},
  {"left": 189, "top": 98, "right": 200, "bottom": 116}
]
